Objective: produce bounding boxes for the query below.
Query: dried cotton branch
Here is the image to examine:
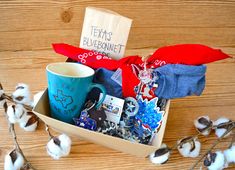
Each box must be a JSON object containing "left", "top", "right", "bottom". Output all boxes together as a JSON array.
[
  {"left": 0, "top": 83, "right": 36, "bottom": 170},
  {"left": 190, "top": 122, "right": 235, "bottom": 170}
]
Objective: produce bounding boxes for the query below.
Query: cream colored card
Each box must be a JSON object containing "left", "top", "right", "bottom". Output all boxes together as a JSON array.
[{"left": 80, "top": 7, "right": 132, "bottom": 60}]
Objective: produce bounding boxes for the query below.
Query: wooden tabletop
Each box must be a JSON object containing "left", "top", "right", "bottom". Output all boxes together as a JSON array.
[{"left": 0, "top": 1, "right": 235, "bottom": 169}]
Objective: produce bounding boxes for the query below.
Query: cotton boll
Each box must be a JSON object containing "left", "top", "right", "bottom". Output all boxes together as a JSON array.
[
  {"left": 214, "top": 117, "right": 230, "bottom": 126},
  {"left": 215, "top": 129, "right": 229, "bottom": 139},
  {"left": 46, "top": 134, "right": 72, "bottom": 160},
  {"left": 19, "top": 112, "right": 38, "bottom": 131},
  {"left": 204, "top": 151, "right": 225, "bottom": 170},
  {"left": 4, "top": 149, "right": 24, "bottom": 170},
  {"left": 31, "top": 91, "right": 44, "bottom": 107},
  {"left": 188, "top": 140, "right": 201, "bottom": 157},
  {"left": 194, "top": 116, "right": 212, "bottom": 136},
  {"left": 46, "top": 137, "right": 62, "bottom": 160},
  {"left": 58, "top": 134, "right": 72, "bottom": 156},
  {"left": 0, "top": 89, "right": 7, "bottom": 109},
  {"left": 213, "top": 117, "right": 232, "bottom": 138},
  {"left": 12, "top": 83, "right": 32, "bottom": 105},
  {"left": 177, "top": 137, "right": 201, "bottom": 158},
  {"left": 224, "top": 145, "right": 235, "bottom": 165},
  {"left": 149, "top": 143, "right": 170, "bottom": 165},
  {"left": 0, "top": 98, "right": 6, "bottom": 108},
  {"left": 0, "top": 89, "right": 5, "bottom": 103},
  {"left": 0, "top": 89, "right": 4, "bottom": 96},
  {"left": 20, "top": 120, "right": 38, "bottom": 132},
  {"left": 7, "top": 104, "right": 25, "bottom": 124}
]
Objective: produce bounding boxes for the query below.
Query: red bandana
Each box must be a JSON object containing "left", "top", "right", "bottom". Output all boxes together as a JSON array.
[
  {"left": 147, "top": 44, "right": 230, "bottom": 65},
  {"left": 52, "top": 43, "right": 230, "bottom": 98}
]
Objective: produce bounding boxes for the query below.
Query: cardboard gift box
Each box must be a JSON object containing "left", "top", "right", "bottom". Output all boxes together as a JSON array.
[
  {"left": 32, "top": 7, "right": 171, "bottom": 158},
  {"left": 33, "top": 89, "right": 170, "bottom": 157}
]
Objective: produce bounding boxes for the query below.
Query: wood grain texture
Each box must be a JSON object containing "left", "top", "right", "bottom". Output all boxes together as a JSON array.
[
  {"left": 0, "top": 0, "right": 235, "bottom": 51},
  {"left": 0, "top": 0, "right": 235, "bottom": 169}
]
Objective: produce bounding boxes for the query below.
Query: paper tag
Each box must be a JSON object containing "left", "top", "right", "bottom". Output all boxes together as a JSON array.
[
  {"left": 111, "top": 68, "right": 122, "bottom": 86},
  {"left": 79, "top": 7, "right": 132, "bottom": 59},
  {"left": 99, "top": 93, "right": 124, "bottom": 124}
]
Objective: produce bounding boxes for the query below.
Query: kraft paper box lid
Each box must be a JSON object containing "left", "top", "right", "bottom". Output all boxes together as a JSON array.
[{"left": 33, "top": 90, "right": 170, "bottom": 157}]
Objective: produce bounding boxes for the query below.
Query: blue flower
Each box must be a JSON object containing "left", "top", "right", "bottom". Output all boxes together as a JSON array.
[{"left": 135, "top": 96, "right": 164, "bottom": 131}]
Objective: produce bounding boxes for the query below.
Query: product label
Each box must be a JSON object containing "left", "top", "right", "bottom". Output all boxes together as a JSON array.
[{"left": 99, "top": 93, "right": 124, "bottom": 124}]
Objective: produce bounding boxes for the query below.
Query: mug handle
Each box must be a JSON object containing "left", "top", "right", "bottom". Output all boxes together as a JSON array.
[{"left": 89, "top": 83, "right": 106, "bottom": 109}]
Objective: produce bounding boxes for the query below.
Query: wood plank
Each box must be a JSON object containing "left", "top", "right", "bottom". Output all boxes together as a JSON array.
[
  {"left": 0, "top": 0, "right": 235, "bottom": 50},
  {"left": 0, "top": 0, "right": 235, "bottom": 32},
  {"left": 0, "top": 0, "right": 235, "bottom": 169},
  {"left": 0, "top": 27, "right": 235, "bottom": 51}
]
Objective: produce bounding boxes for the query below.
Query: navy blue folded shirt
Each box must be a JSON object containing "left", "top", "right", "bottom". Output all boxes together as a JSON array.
[{"left": 90, "top": 68, "right": 123, "bottom": 99}]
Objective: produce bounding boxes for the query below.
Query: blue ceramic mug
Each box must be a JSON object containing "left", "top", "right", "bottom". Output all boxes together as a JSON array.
[{"left": 46, "top": 62, "right": 106, "bottom": 124}]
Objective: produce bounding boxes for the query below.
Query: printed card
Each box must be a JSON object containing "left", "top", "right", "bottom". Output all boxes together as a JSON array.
[{"left": 99, "top": 93, "right": 124, "bottom": 124}]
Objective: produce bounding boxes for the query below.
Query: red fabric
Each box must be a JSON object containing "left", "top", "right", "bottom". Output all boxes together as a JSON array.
[
  {"left": 52, "top": 43, "right": 167, "bottom": 70},
  {"left": 121, "top": 65, "right": 140, "bottom": 97},
  {"left": 52, "top": 43, "right": 143, "bottom": 97},
  {"left": 52, "top": 43, "right": 119, "bottom": 70},
  {"left": 147, "top": 44, "right": 230, "bottom": 65},
  {"left": 52, "top": 43, "right": 231, "bottom": 98}
]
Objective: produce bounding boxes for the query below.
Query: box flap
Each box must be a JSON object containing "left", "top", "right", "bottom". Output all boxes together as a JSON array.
[{"left": 33, "top": 89, "right": 170, "bottom": 157}]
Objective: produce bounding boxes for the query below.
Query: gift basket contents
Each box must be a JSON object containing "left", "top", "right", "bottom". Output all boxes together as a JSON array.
[
  {"left": 0, "top": 4, "right": 233, "bottom": 170},
  {"left": 47, "top": 41, "right": 230, "bottom": 147},
  {"left": 37, "top": 7, "right": 230, "bottom": 152},
  {"left": 46, "top": 60, "right": 168, "bottom": 145}
]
